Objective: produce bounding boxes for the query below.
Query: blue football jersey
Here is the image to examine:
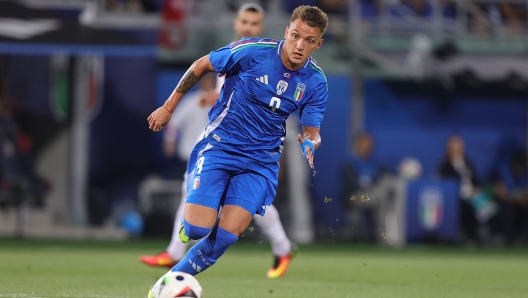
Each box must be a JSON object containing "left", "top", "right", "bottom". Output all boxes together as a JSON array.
[{"left": 205, "top": 37, "right": 328, "bottom": 163}]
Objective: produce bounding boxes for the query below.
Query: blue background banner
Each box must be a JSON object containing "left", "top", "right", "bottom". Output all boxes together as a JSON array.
[{"left": 405, "top": 178, "right": 460, "bottom": 243}]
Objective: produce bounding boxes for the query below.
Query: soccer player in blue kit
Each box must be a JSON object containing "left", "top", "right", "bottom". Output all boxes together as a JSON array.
[
  {"left": 147, "top": 5, "right": 328, "bottom": 276},
  {"left": 141, "top": 4, "right": 299, "bottom": 279}
]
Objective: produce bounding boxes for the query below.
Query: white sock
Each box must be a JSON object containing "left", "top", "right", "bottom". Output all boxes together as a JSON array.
[
  {"left": 166, "top": 178, "right": 189, "bottom": 261},
  {"left": 253, "top": 204, "right": 291, "bottom": 257}
]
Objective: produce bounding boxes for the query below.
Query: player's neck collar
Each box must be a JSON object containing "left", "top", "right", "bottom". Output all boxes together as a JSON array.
[
  {"left": 277, "top": 41, "right": 311, "bottom": 71},
  {"left": 277, "top": 41, "right": 284, "bottom": 56}
]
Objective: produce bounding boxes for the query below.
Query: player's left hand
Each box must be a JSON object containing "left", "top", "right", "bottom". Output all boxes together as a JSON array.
[
  {"left": 147, "top": 106, "right": 172, "bottom": 132},
  {"left": 297, "top": 134, "right": 315, "bottom": 170}
]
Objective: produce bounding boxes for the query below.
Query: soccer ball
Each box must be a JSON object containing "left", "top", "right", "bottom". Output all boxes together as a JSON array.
[
  {"left": 398, "top": 157, "right": 422, "bottom": 180},
  {"left": 148, "top": 271, "right": 204, "bottom": 298}
]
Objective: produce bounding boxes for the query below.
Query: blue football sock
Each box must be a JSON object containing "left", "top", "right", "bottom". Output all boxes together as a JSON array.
[
  {"left": 171, "top": 226, "right": 238, "bottom": 275},
  {"left": 183, "top": 219, "right": 211, "bottom": 240}
]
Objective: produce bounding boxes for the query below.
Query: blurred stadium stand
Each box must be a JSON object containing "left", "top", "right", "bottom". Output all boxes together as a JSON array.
[{"left": 0, "top": 0, "right": 527, "bottom": 245}]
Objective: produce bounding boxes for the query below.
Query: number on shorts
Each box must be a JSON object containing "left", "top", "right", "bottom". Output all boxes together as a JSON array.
[
  {"left": 269, "top": 96, "right": 281, "bottom": 112},
  {"left": 196, "top": 156, "right": 205, "bottom": 174}
]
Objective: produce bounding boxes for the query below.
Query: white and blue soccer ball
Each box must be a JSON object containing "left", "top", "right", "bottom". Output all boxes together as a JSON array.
[{"left": 148, "top": 271, "right": 204, "bottom": 298}]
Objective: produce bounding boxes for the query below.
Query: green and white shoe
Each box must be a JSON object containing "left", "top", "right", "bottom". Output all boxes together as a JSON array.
[{"left": 179, "top": 222, "right": 191, "bottom": 243}]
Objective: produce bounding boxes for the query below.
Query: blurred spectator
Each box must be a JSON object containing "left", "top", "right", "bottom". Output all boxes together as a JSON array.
[
  {"left": 499, "top": 3, "right": 528, "bottom": 35},
  {"left": 341, "top": 132, "right": 393, "bottom": 242},
  {"left": 495, "top": 151, "right": 528, "bottom": 245},
  {"left": 439, "top": 135, "right": 483, "bottom": 243},
  {"left": 0, "top": 77, "right": 49, "bottom": 210},
  {"left": 342, "top": 133, "right": 381, "bottom": 195}
]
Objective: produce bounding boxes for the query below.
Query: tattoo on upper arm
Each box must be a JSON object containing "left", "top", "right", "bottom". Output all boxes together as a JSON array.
[{"left": 175, "top": 69, "right": 204, "bottom": 94}]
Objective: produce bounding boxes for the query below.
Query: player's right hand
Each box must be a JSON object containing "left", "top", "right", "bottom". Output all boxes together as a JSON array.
[{"left": 147, "top": 106, "right": 172, "bottom": 132}]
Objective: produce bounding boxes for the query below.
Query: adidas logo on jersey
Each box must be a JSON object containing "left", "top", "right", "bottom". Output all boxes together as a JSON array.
[{"left": 256, "top": 75, "right": 268, "bottom": 85}]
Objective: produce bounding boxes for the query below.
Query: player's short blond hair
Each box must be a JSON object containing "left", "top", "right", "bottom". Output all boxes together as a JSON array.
[{"left": 290, "top": 6, "right": 328, "bottom": 35}]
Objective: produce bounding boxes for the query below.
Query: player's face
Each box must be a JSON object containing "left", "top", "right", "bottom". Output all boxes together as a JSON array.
[
  {"left": 282, "top": 19, "right": 324, "bottom": 69},
  {"left": 234, "top": 10, "right": 264, "bottom": 40}
]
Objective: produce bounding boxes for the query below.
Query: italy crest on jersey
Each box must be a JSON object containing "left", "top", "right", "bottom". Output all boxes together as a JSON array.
[
  {"left": 192, "top": 176, "right": 200, "bottom": 190},
  {"left": 276, "top": 80, "right": 288, "bottom": 95},
  {"left": 294, "top": 83, "right": 306, "bottom": 101}
]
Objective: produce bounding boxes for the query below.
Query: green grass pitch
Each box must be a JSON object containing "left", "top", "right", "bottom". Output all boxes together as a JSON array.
[{"left": 0, "top": 239, "right": 527, "bottom": 298}]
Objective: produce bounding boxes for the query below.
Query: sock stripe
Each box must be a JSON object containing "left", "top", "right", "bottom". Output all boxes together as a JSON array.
[{"left": 171, "top": 226, "right": 239, "bottom": 275}]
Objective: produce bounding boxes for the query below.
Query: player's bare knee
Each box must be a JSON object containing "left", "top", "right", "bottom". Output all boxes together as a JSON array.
[
  {"left": 184, "top": 203, "right": 217, "bottom": 228},
  {"left": 218, "top": 205, "right": 253, "bottom": 236}
]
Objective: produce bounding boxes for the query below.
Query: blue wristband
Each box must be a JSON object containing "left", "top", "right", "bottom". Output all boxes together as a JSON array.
[{"left": 300, "top": 140, "right": 315, "bottom": 158}]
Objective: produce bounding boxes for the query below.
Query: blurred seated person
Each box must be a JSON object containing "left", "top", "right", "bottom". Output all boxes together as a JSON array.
[
  {"left": 0, "top": 77, "right": 49, "bottom": 209},
  {"left": 342, "top": 133, "right": 381, "bottom": 193},
  {"left": 438, "top": 135, "right": 496, "bottom": 243},
  {"left": 495, "top": 151, "right": 528, "bottom": 245},
  {"left": 341, "top": 132, "right": 395, "bottom": 242}
]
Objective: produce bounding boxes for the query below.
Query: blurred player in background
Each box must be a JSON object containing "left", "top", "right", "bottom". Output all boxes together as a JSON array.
[
  {"left": 140, "top": 3, "right": 298, "bottom": 279},
  {"left": 147, "top": 5, "right": 328, "bottom": 278},
  {"left": 161, "top": 74, "right": 216, "bottom": 164}
]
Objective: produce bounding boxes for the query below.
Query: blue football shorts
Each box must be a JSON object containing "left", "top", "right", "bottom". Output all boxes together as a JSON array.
[{"left": 185, "top": 139, "right": 279, "bottom": 216}]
